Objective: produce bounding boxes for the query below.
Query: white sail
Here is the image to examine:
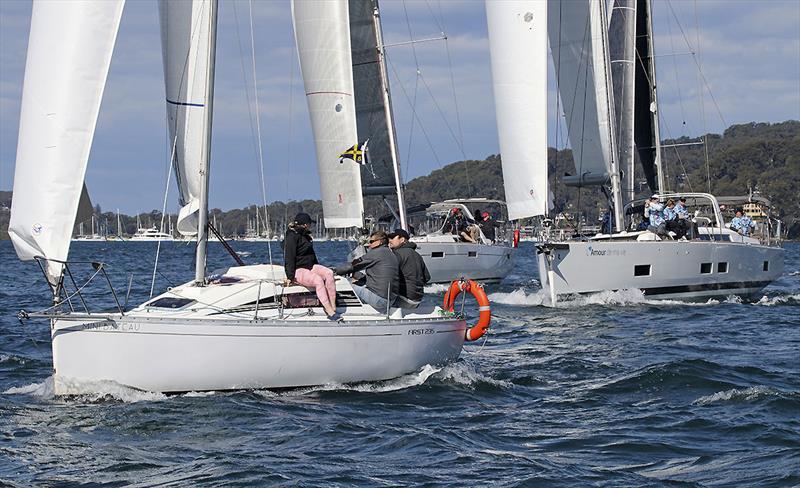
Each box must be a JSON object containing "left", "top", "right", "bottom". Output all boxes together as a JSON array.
[
  {"left": 159, "top": 0, "right": 216, "bottom": 237},
  {"left": 9, "top": 0, "right": 125, "bottom": 284},
  {"left": 486, "top": 0, "right": 549, "bottom": 220},
  {"left": 292, "top": 0, "right": 364, "bottom": 229},
  {"left": 548, "top": 0, "right": 616, "bottom": 187}
]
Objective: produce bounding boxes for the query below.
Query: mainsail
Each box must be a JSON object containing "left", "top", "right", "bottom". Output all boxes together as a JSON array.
[
  {"left": 348, "top": 0, "right": 398, "bottom": 198},
  {"left": 632, "top": 0, "right": 662, "bottom": 194},
  {"left": 548, "top": 0, "right": 617, "bottom": 188},
  {"left": 9, "top": 0, "right": 125, "bottom": 284},
  {"left": 292, "top": 0, "right": 364, "bottom": 229},
  {"left": 486, "top": 0, "right": 549, "bottom": 220},
  {"left": 158, "top": 0, "right": 216, "bottom": 237},
  {"left": 609, "top": 0, "right": 636, "bottom": 202}
]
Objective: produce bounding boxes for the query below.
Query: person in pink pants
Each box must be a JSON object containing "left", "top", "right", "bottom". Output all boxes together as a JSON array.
[{"left": 283, "top": 213, "right": 337, "bottom": 317}]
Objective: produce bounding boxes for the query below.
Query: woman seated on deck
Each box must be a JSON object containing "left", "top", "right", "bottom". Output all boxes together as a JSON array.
[{"left": 283, "top": 213, "right": 337, "bottom": 318}]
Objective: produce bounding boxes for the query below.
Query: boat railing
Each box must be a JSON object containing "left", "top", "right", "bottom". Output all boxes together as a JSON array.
[{"left": 28, "top": 256, "right": 130, "bottom": 318}]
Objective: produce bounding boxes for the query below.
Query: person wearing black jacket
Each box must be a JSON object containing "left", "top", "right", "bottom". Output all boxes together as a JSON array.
[
  {"left": 388, "top": 228, "right": 430, "bottom": 309},
  {"left": 283, "top": 213, "right": 337, "bottom": 317}
]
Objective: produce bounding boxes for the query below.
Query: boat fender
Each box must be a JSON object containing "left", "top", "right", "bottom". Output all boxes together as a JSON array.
[
  {"left": 512, "top": 229, "right": 520, "bottom": 248},
  {"left": 443, "top": 279, "right": 491, "bottom": 341}
]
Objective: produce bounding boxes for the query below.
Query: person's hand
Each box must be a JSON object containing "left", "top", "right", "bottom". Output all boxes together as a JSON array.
[{"left": 283, "top": 278, "right": 293, "bottom": 287}]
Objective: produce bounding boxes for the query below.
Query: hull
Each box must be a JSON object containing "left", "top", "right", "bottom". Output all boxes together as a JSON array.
[
  {"left": 415, "top": 242, "right": 515, "bottom": 283},
  {"left": 51, "top": 316, "right": 466, "bottom": 393},
  {"left": 537, "top": 240, "right": 784, "bottom": 300}
]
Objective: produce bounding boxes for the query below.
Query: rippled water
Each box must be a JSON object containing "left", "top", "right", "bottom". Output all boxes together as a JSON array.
[{"left": 1, "top": 240, "right": 798, "bottom": 486}]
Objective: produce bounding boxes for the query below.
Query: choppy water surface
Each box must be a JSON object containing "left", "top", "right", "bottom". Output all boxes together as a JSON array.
[{"left": 1, "top": 240, "right": 798, "bottom": 486}]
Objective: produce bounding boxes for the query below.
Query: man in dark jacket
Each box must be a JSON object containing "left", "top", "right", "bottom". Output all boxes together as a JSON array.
[
  {"left": 388, "top": 229, "right": 430, "bottom": 309},
  {"left": 335, "top": 230, "right": 399, "bottom": 311}
]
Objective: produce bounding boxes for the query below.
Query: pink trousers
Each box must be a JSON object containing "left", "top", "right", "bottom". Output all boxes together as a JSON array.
[{"left": 294, "top": 265, "right": 336, "bottom": 306}]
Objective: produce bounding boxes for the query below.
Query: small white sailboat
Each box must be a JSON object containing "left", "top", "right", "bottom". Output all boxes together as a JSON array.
[
  {"left": 485, "top": 0, "right": 784, "bottom": 302},
  {"left": 295, "top": 0, "right": 515, "bottom": 283},
  {"left": 10, "top": 0, "right": 476, "bottom": 394}
]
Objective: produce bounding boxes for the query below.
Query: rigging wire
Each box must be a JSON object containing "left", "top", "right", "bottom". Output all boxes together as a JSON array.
[{"left": 246, "top": 0, "right": 274, "bottom": 268}]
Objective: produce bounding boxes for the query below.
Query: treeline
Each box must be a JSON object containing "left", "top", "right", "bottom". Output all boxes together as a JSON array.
[{"left": 1, "top": 120, "right": 798, "bottom": 239}]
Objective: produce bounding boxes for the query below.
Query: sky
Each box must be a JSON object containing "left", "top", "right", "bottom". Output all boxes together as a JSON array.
[{"left": 0, "top": 0, "right": 798, "bottom": 215}]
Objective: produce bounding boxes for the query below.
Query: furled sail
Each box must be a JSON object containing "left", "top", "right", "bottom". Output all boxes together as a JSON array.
[
  {"left": 159, "top": 0, "right": 216, "bottom": 236},
  {"left": 548, "top": 0, "right": 616, "bottom": 187},
  {"left": 292, "top": 0, "right": 364, "bottom": 228},
  {"left": 348, "top": 0, "right": 397, "bottom": 197},
  {"left": 609, "top": 0, "right": 636, "bottom": 202},
  {"left": 9, "top": 0, "right": 125, "bottom": 284},
  {"left": 486, "top": 0, "right": 549, "bottom": 220}
]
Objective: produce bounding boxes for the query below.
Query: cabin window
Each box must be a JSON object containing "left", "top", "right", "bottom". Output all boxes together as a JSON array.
[
  {"left": 431, "top": 252, "right": 445, "bottom": 258},
  {"left": 763, "top": 260, "right": 769, "bottom": 272},
  {"left": 634, "top": 265, "right": 651, "bottom": 277},
  {"left": 148, "top": 297, "right": 195, "bottom": 309},
  {"left": 468, "top": 251, "right": 477, "bottom": 258},
  {"left": 700, "top": 263, "right": 712, "bottom": 274},
  {"left": 717, "top": 262, "right": 728, "bottom": 273}
]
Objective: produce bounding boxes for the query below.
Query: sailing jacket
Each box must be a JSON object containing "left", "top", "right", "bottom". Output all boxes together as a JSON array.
[
  {"left": 283, "top": 226, "right": 318, "bottom": 281},
  {"left": 336, "top": 244, "right": 399, "bottom": 299},
  {"left": 393, "top": 241, "right": 430, "bottom": 302}
]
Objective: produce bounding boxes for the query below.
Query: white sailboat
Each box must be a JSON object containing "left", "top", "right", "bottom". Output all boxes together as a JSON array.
[
  {"left": 295, "top": 0, "right": 515, "bottom": 283},
  {"left": 485, "top": 0, "right": 784, "bottom": 302},
  {"left": 10, "top": 0, "right": 473, "bottom": 394}
]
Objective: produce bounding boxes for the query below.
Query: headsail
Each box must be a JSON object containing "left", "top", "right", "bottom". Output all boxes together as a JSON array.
[
  {"left": 9, "top": 0, "right": 125, "bottom": 284},
  {"left": 292, "top": 0, "right": 364, "bottom": 229},
  {"left": 158, "top": 0, "right": 216, "bottom": 237},
  {"left": 548, "top": 0, "right": 616, "bottom": 188},
  {"left": 486, "top": 0, "right": 549, "bottom": 220}
]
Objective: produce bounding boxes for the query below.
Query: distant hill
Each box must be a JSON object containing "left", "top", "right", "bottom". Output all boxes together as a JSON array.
[{"left": 1, "top": 121, "right": 798, "bottom": 239}]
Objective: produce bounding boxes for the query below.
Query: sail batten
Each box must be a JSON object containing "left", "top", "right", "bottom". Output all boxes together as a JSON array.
[
  {"left": 293, "top": 0, "right": 364, "bottom": 229},
  {"left": 9, "top": 0, "right": 125, "bottom": 284},
  {"left": 486, "top": 0, "right": 549, "bottom": 220}
]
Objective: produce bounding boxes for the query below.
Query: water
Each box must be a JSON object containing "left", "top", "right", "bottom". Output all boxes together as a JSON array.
[{"left": 1, "top": 240, "right": 798, "bottom": 486}]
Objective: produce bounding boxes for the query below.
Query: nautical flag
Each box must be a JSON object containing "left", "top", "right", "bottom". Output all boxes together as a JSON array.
[{"left": 339, "top": 139, "right": 369, "bottom": 165}]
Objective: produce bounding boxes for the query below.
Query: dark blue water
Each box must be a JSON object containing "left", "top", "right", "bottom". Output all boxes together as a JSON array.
[{"left": 1, "top": 240, "right": 799, "bottom": 486}]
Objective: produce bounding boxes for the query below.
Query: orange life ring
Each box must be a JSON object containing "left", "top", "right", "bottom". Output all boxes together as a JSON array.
[
  {"left": 443, "top": 279, "right": 491, "bottom": 341},
  {"left": 512, "top": 229, "right": 521, "bottom": 248}
]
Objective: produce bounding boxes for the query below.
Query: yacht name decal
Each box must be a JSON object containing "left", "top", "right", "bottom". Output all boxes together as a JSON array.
[
  {"left": 585, "top": 246, "right": 626, "bottom": 257},
  {"left": 408, "top": 328, "right": 435, "bottom": 336}
]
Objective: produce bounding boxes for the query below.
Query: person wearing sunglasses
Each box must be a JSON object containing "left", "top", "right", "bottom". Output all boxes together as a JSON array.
[
  {"left": 335, "top": 230, "right": 399, "bottom": 311},
  {"left": 283, "top": 212, "right": 338, "bottom": 318}
]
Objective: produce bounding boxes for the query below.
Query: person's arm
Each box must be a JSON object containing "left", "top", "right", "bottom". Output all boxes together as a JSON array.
[
  {"left": 335, "top": 251, "right": 376, "bottom": 276},
  {"left": 283, "top": 232, "right": 298, "bottom": 281},
  {"left": 422, "top": 260, "right": 431, "bottom": 284}
]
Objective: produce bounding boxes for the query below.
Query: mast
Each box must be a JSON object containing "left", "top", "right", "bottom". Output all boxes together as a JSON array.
[
  {"left": 372, "top": 1, "right": 407, "bottom": 229},
  {"left": 195, "top": 0, "right": 218, "bottom": 284}
]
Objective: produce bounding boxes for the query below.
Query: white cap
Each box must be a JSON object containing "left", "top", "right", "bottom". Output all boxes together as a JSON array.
[{"left": 650, "top": 194, "right": 660, "bottom": 200}]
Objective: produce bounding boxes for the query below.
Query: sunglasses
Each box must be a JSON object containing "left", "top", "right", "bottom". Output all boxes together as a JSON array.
[{"left": 368, "top": 239, "right": 381, "bottom": 243}]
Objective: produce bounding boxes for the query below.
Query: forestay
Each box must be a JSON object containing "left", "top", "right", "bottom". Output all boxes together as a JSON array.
[
  {"left": 486, "top": 0, "right": 549, "bottom": 220},
  {"left": 292, "top": 0, "right": 364, "bottom": 228},
  {"left": 158, "top": 0, "right": 215, "bottom": 236},
  {"left": 548, "top": 0, "right": 616, "bottom": 187},
  {"left": 9, "top": 0, "right": 125, "bottom": 284}
]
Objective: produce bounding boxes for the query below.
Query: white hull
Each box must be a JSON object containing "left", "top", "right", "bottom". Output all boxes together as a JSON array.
[
  {"left": 51, "top": 316, "right": 465, "bottom": 393},
  {"left": 47, "top": 264, "right": 467, "bottom": 394},
  {"left": 413, "top": 239, "right": 515, "bottom": 284},
  {"left": 537, "top": 239, "right": 784, "bottom": 300}
]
